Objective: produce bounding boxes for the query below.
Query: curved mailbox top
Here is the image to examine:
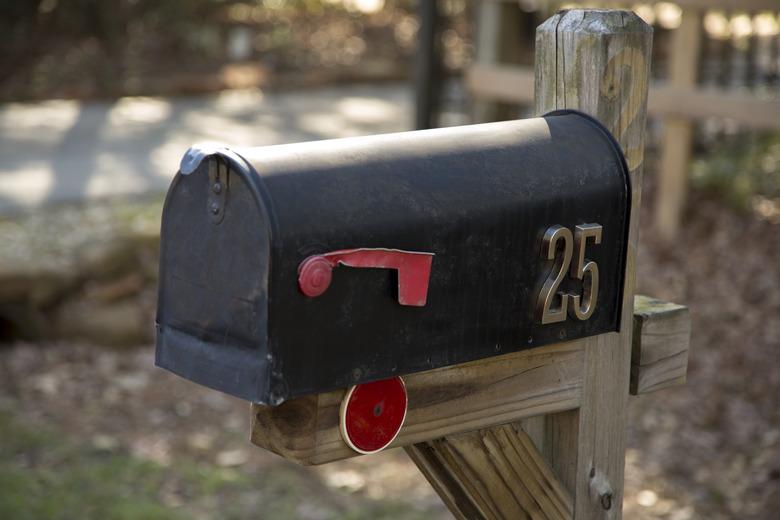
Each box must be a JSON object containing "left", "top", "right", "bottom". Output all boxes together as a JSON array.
[{"left": 155, "top": 112, "right": 631, "bottom": 405}]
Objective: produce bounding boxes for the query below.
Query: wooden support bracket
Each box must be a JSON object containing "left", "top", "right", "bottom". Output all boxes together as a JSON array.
[
  {"left": 406, "top": 423, "right": 573, "bottom": 520},
  {"left": 252, "top": 339, "right": 585, "bottom": 466}
]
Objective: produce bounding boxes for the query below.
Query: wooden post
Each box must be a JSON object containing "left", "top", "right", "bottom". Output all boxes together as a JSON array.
[
  {"left": 471, "top": 1, "right": 526, "bottom": 123},
  {"left": 535, "top": 10, "right": 652, "bottom": 518},
  {"left": 654, "top": 8, "right": 703, "bottom": 240}
]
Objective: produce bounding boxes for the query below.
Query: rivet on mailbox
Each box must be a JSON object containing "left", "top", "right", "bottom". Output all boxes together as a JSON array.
[{"left": 155, "top": 110, "right": 630, "bottom": 455}]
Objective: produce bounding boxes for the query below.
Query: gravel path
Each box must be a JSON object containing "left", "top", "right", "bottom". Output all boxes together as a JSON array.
[{"left": 0, "top": 84, "right": 411, "bottom": 214}]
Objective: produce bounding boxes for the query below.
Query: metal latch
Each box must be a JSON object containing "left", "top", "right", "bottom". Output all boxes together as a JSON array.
[{"left": 207, "top": 158, "right": 228, "bottom": 224}]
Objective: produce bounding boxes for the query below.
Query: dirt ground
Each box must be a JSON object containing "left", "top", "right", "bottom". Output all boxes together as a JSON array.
[
  {"left": 625, "top": 180, "right": 780, "bottom": 519},
  {"left": 1, "top": 174, "right": 779, "bottom": 518}
]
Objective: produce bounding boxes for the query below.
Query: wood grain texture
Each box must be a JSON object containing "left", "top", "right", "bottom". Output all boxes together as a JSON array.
[
  {"left": 631, "top": 295, "right": 690, "bottom": 395},
  {"left": 252, "top": 340, "right": 585, "bottom": 465},
  {"left": 407, "top": 423, "right": 573, "bottom": 520},
  {"left": 535, "top": 9, "right": 652, "bottom": 519},
  {"left": 541, "top": 408, "right": 580, "bottom": 496}
]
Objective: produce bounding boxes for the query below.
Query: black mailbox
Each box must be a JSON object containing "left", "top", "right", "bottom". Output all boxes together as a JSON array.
[{"left": 155, "top": 111, "right": 630, "bottom": 405}]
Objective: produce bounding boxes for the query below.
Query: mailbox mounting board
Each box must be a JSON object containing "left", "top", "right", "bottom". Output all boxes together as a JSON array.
[{"left": 155, "top": 111, "right": 631, "bottom": 404}]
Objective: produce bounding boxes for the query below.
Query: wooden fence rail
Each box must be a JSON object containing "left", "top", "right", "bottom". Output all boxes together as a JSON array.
[{"left": 464, "top": 0, "right": 780, "bottom": 240}]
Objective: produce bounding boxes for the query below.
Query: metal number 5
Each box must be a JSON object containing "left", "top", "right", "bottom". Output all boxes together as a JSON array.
[
  {"left": 567, "top": 224, "right": 602, "bottom": 320},
  {"left": 536, "top": 223, "right": 602, "bottom": 324}
]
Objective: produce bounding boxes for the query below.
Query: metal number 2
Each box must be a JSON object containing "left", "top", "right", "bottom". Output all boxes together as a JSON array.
[
  {"left": 536, "top": 224, "right": 603, "bottom": 324},
  {"left": 536, "top": 225, "right": 573, "bottom": 324}
]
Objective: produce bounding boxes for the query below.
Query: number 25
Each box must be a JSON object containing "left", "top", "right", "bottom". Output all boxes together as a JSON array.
[{"left": 536, "top": 224, "right": 602, "bottom": 324}]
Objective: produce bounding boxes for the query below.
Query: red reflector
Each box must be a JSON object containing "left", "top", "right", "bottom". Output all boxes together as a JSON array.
[{"left": 339, "top": 376, "right": 407, "bottom": 454}]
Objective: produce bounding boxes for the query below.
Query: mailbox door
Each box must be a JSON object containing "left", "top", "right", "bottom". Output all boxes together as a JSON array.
[{"left": 156, "top": 153, "right": 274, "bottom": 402}]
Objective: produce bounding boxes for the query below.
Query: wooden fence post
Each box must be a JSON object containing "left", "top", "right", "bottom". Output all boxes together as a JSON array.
[
  {"left": 535, "top": 10, "right": 653, "bottom": 518},
  {"left": 471, "top": 1, "right": 527, "bottom": 123},
  {"left": 654, "top": 7, "right": 703, "bottom": 240}
]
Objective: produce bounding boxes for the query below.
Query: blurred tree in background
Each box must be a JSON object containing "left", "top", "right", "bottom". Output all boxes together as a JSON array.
[
  {"left": 692, "top": 132, "right": 780, "bottom": 220},
  {"left": 1, "top": 0, "right": 221, "bottom": 99},
  {"left": 0, "top": 0, "right": 467, "bottom": 102}
]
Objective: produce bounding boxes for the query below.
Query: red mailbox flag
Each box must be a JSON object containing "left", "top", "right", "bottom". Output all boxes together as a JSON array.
[{"left": 298, "top": 248, "right": 434, "bottom": 307}]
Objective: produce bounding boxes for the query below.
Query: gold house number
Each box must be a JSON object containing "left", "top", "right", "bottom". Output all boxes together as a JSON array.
[{"left": 536, "top": 223, "right": 603, "bottom": 324}]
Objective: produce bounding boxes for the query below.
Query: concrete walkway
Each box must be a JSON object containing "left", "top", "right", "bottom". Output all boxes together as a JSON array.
[{"left": 0, "top": 83, "right": 412, "bottom": 215}]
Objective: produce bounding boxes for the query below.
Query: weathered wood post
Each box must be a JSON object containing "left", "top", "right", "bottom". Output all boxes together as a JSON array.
[
  {"left": 654, "top": 8, "right": 702, "bottom": 240},
  {"left": 155, "top": 8, "right": 691, "bottom": 520},
  {"left": 534, "top": 9, "right": 653, "bottom": 517}
]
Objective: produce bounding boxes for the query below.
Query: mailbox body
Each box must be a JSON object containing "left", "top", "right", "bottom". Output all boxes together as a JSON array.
[{"left": 156, "top": 112, "right": 630, "bottom": 404}]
